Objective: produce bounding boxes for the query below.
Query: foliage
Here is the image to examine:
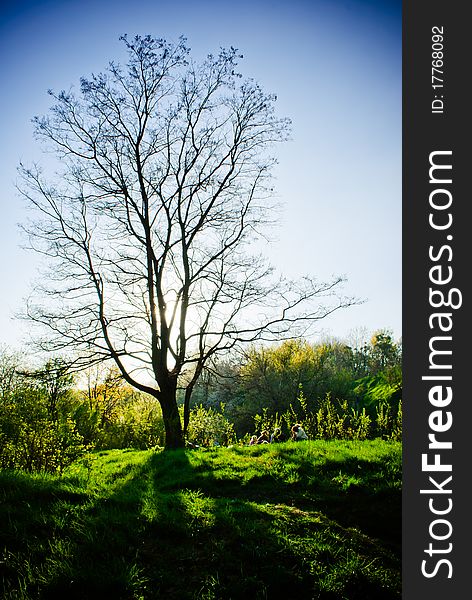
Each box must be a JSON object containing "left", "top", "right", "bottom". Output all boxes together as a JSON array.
[
  {"left": 73, "top": 366, "right": 166, "bottom": 450},
  {"left": 353, "top": 371, "right": 402, "bottom": 410},
  {"left": 184, "top": 404, "right": 236, "bottom": 447},
  {"left": 200, "top": 330, "right": 402, "bottom": 437},
  {"left": 239, "top": 339, "right": 356, "bottom": 417},
  {"left": 376, "top": 400, "right": 402, "bottom": 442},
  {"left": 0, "top": 352, "right": 87, "bottom": 473},
  {"left": 1, "top": 351, "right": 249, "bottom": 472},
  {"left": 0, "top": 352, "right": 167, "bottom": 471},
  {"left": 249, "top": 361, "right": 403, "bottom": 444},
  {"left": 252, "top": 389, "right": 376, "bottom": 443},
  {"left": 1, "top": 329, "right": 401, "bottom": 471},
  {"left": 1, "top": 441, "right": 401, "bottom": 599}
]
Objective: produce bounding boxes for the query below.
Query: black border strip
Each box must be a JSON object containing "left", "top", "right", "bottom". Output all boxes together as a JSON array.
[{"left": 403, "top": 1, "right": 470, "bottom": 597}]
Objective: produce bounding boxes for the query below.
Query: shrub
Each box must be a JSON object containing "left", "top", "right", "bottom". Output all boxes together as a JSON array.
[{"left": 186, "top": 404, "right": 236, "bottom": 447}]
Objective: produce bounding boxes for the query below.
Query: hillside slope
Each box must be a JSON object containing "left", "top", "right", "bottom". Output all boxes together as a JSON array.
[{"left": 1, "top": 440, "right": 401, "bottom": 599}]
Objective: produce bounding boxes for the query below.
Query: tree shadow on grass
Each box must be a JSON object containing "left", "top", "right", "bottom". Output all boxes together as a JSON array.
[
  {"left": 148, "top": 447, "right": 401, "bottom": 553},
  {"left": 0, "top": 470, "right": 89, "bottom": 595},
  {"left": 138, "top": 449, "right": 400, "bottom": 599},
  {"left": 0, "top": 448, "right": 401, "bottom": 599},
  {"left": 0, "top": 463, "right": 149, "bottom": 600}
]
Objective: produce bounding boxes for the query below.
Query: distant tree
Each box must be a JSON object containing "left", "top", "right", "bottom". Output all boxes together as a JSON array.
[
  {"left": 0, "top": 347, "right": 24, "bottom": 401},
  {"left": 20, "top": 35, "right": 355, "bottom": 448},
  {"left": 240, "top": 340, "right": 321, "bottom": 414},
  {"left": 82, "top": 364, "right": 132, "bottom": 424},
  {"left": 0, "top": 354, "right": 85, "bottom": 472},
  {"left": 238, "top": 339, "right": 357, "bottom": 416},
  {"left": 369, "top": 330, "right": 401, "bottom": 374},
  {"left": 25, "top": 358, "right": 74, "bottom": 421}
]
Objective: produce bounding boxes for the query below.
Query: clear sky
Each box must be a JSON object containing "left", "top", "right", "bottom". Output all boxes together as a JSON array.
[{"left": 0, "top": 0, "right": 401, "bottom": 350}]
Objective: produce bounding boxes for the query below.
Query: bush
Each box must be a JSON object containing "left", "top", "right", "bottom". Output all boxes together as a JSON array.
[
  {"left": 185, "top": 404, "right": 236, "bottom": 447},
  {"left": 0, "top": 406, "right": 86, "bottom": 473},
  {"left": 251, "top": 388, "right": 402, "bottom": 443},
  {"left": 92, "top": 394, "right": 165, "bottom": 449}
]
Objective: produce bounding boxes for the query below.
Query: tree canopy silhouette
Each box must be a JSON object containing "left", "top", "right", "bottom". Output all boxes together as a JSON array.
[{"left": 20, "top": 35, "right": 356, "bottom": 448}]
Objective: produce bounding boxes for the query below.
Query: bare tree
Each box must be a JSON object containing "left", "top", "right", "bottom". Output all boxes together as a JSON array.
[{"left": 19, "top": 35, "right": 356, "bottom": 448}]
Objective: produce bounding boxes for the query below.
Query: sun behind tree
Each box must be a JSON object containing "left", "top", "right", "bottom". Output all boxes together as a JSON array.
[{"left": 19, "top": 35, "right": 356, "bottom": 448}]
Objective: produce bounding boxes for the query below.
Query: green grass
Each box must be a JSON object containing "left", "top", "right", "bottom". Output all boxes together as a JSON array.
[{"left": 0, "top": 440, "right": 401, "bottom": 599}]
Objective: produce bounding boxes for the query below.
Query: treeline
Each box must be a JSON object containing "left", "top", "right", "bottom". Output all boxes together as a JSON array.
[
  {"left": 0, "top": 330, "right": 401, "bottom": 472},
  {"left": 190, "top": 330, "right": 402, "bottom": 440},
  {"left": 0, "top": 355, "right": 164, "bottom": 472}
]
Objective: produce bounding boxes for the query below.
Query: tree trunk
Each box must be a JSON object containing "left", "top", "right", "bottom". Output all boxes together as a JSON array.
[{"left": 159, "top": 387, "right": 184, "bottom": 449}]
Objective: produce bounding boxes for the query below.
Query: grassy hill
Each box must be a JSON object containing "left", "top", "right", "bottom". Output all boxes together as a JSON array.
[{"left": 0, "top": 440, "right": 401, "bottom": 599}]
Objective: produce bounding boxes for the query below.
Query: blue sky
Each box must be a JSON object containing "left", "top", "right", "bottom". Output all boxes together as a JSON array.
[{"left": 0, "top": 0, "right": 401, "bottom": 349}]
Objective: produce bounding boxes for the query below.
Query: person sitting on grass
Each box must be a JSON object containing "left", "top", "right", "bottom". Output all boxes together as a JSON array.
[
  {"left": 249, "top": 435, "right": 258, "bottom": 446},
  {"left": 291, "top": 424, "right": 308, "bottom": 441},
  {"left": 257, "top": 430, "right": 270, "bottom": 444},
  {"left": 270, "top": 427, "right": 284, "bottom": 443}
]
